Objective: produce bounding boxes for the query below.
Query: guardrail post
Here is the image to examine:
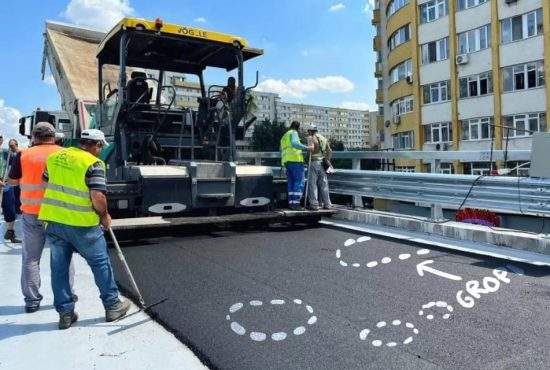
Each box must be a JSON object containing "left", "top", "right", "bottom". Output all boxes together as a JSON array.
[
  {"left": 352, "top": 158, "right": 362, "bottom": 208},
  {"left": 429, "top": 159, "right": 445, "bottom": 222}
]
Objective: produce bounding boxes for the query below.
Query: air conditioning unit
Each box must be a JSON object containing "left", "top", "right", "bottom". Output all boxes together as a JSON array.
[
  {"left": 456, "top": 54, "right": 469, "bottom": 65},
  {"left": 505, "top": 0, "right": 517, "bottom": 4},
  {"left": 393, "top": 115, "right": 401, "bottom": 126},
  {"left": 405, "top": 74, "right": 413, "bottom": 84}
]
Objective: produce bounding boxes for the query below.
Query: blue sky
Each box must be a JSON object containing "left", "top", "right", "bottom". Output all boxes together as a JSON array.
[{"left": 0, "top": 0, "right": 377, "bottom": 143}]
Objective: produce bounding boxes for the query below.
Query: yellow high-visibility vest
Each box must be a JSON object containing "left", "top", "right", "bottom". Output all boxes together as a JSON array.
[
  {"left": 38, "top": 147, "right": 105, "bottom": 227},
  {"left": 280, "top": 130, "right": 304, "bottom": 166}
]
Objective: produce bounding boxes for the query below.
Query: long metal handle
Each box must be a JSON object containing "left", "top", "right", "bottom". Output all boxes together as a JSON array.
[{"left": 108, "top": 227, "right": 146, "bottom": 308}]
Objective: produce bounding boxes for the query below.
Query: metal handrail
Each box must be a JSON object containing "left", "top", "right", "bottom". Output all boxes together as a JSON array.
[{"left": 240, "top": 150, "right": 549, "bottom": 217}]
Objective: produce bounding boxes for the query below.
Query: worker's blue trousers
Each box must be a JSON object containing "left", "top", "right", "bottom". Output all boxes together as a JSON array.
[
  {"left": 46, "top": 222, "right": 120, "bottom": 314},
  {"left": 285, "top": 162, "right": 305, "bottom": 206}
]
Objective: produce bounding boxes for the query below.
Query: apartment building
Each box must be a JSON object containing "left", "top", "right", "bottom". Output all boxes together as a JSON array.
[
  {"left": 373, "top": 0, "right": 550, "bottom": 174},
  {"left": 164, "top": 77, "right": 374, "bottom": 149},
  {"left": 273, "top": 101, "right": 372, "bottom": 149}
]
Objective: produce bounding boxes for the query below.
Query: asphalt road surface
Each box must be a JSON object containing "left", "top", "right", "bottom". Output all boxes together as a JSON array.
[{"left": 109, "top": 225, "right": 550, "bottom": 370}]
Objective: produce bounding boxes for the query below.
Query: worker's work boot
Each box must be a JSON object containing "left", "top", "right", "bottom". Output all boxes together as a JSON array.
[
  {"left": 58, "top": 312, "right": 78, "bottom": 330},
  {"left": 4, "top": 230, "right": 22, "bottom": 243},
  {"left": 105, "top": 300, "right": 131, "bottom": 322}
]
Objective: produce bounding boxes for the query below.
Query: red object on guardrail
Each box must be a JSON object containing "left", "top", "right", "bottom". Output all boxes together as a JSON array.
[{"left": 456, "top": 208, "right": 500, "bottom": 227}]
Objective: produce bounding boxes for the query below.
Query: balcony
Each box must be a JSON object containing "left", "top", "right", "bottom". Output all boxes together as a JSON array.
[
  {"left": 375, "top": 62, "right": 383, "bottom": 78},
  {"left": 375, "top": 89, "right": 384, "bottom": 104},
  {"left": 373, "top": 35, "right": 381, "bottom": 51},
  {"left": 371, "top": 9, "right": 380, "bottom": 25}
]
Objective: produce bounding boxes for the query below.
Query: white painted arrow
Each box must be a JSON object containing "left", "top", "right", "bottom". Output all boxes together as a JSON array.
[{"left": 416, "top": 260, "right": 463, "bottom": 281}]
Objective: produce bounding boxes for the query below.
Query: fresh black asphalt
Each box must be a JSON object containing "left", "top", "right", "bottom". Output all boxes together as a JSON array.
[{"left": 109, "top": 225, "right": 550, "bottom": 370}]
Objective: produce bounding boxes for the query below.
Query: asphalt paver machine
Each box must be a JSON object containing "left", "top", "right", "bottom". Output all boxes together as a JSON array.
[{"left": 36, "top": 19, "right": 335, "bottom": 227}]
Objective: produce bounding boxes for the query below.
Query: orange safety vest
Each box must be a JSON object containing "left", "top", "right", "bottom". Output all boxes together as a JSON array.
[{"left": 19, "top": 144, "right": 62, "bottom": 215}]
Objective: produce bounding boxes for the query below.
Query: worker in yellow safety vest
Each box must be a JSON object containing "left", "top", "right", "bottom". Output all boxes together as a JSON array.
[
  {"left": 38, "top": 129, "right": 130, "bottom": 330},
  {"left": 280, "top": 121, "right": 313, "bottom": 210}
]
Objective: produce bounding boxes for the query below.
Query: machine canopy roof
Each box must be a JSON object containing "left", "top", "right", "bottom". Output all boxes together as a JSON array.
[{"left": 97, "top": 18, "right": 263, "bottom": 73}]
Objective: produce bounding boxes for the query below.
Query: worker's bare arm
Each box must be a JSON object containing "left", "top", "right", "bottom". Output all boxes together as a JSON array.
[
  {"left": 6, "top": 178, "right": 20, "bottom": 186},
  {"left": 91, "top": 190, "right": 111, "bottom": 228}
]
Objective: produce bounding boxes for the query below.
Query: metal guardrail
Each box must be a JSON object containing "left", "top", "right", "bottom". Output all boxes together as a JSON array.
[
  {"left": 239, "top": 150, "right": 550, "bottom": 218},
  {"left": 329, "top": 170, "right": 550, "bottom": 217},
  {"left": 238, "top": 150, "right": 532, "bottom": 163}
]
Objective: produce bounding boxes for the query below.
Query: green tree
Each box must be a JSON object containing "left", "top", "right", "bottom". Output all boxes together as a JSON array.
[
  {"left": 250, "top": 119, "right": 287, "bottom": 152},
  {"left": 245, "top": 91, "right": 258, "bottom": 117},
  {"left": 329, "top": 138, "right": 345, "bottom": 151}
]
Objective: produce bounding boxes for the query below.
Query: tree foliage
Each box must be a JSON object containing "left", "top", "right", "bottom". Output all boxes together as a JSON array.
[
  {"left": 250, "top": 120, "right": 288, "bottom": 151},
  {"left": 329, "top": 138, "right": 345, "bottom": 151}
]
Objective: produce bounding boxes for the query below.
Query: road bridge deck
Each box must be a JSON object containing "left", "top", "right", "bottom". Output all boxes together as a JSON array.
[{"left": 109, "top": 225, "right": 550, "bottom": 370}]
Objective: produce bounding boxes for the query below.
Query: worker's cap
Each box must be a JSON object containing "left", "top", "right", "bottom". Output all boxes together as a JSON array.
[
  {"left": 81, "top": 129, "right": 109, "bottom": 147},
  {"left": 32, "top": 122, "right": 56, "bottom": 138},
  {"left": 306, "top": 124, "right": 318, "bottom": 132}
]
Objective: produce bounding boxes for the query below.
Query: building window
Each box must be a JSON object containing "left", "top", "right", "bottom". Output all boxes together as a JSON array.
[
  {"left": 386, "top": 0, "right": 409, "bottom": 17},
  {"left": 503, "top": 112, "right": 547, "bottom": 138},
  {"left": 421, "top": 37, "right": 449, "bottom": 64},
  {"left": 459, "top": 72, "right": 493, "bottom": 98},
  {"left": 457, "top": 0, "right": 488, "bottom": 11},
  {"left": 424, "top": 122, "right": 452, "bottom": 143},
  {"left": 460, "top": 117, "right": 493, "bottom": 140},
  {"left": 389, "top": 59, "right": 412, "bottom": 84},
  {"left": 419, "top": 0, "right": 448, "bottom": 24},
  {"left": 440, "top": 163, "right": 454, "bottom": 174},
  {"left": 422, "top": 81, "right": 451, "bottom": 104},
  {"left": 395, "top": 166, "right": 416, "bottom": 173},
  {"left": 501, "top": 8, "right": 543, "bottom": 44},
  {"left": 388, "top": 25, "right": 411, "bottom": 51},
  {"left": 502, "top": 61, "right": 545, "bottom": 92},
  {"left": 393, "top": 131, "right": 414, "bottom": 149},
  {"left": 391, "top": 96, "right": 414, "bottom": 117},
  {"left": 505, "top": 161, "right": 530, "bottom": 177},
  {"left": 457, "top": 25, "right": 491, "bottom": 54},
  {"left": 464, "top": 162, "right": 494, "bottom": 176}
]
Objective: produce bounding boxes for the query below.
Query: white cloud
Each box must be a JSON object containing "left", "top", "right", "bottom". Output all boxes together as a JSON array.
[
  {"left": 256, "top": 76, "right": 354, "bottom": 98},
  {"left": 341, "top": 101, "right": 376, "bottom": 111},
  {"left": 63, "top": 0, "right": 135, "bottom": 31},
  {"left": 0, "top": 99, "right": 27, "bottom": 147},
  {"left": 44, "top": 75, "right": 56, "bottom": 87},
  {"left": 194, "top": 17, "right": 207, "bottom": 23},
  {"left": 363, "top": 0, "right": 375, "bottom": 13},
  {"left": 329, "top": 3, "right": 346, "bottom": 12}
]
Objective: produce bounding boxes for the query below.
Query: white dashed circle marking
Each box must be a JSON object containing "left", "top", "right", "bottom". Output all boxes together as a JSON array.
[
  {"left": 336, "top": 237, "right": 430, "bottom": 270},
  {"left": 227, "top": 298, "right": 317, "bottom": 342},
  {"left": 419, "top": 301, "right": 454, "bottom": 321},
  {"left": 359, "top": 320, "right": 419, "bottom": 348}
]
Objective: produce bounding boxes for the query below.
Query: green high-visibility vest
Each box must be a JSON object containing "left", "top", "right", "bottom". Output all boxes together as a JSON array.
[
  {"left": 280, "top": 130, "right": 304, "bottom": 166},
  {"left": 38, "top": 147, "right": 105, "bottom": 227}
]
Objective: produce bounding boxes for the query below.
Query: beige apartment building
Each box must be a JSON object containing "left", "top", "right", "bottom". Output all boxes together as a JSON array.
[{"left": 373, "top": 0, "right": 550, "bottom": 174}]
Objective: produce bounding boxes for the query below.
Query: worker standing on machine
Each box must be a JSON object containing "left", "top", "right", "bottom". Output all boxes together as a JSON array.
[
  {"left": 39, "top": 129, "right": 130, "bottom": 330},
  {"left": 7, "top": 122, "right": 76, "bottom": 313},
  {"left": 280, "top": 121, "right": 313, "bottom": 210}
]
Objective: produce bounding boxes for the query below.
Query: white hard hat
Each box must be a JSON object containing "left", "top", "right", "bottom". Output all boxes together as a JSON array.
[
  {"left": 81, "top": 129, "right": 109, "bottom": 146},
  {"left": 307, "top": 124, "right": 318, "bottom": 132}
]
